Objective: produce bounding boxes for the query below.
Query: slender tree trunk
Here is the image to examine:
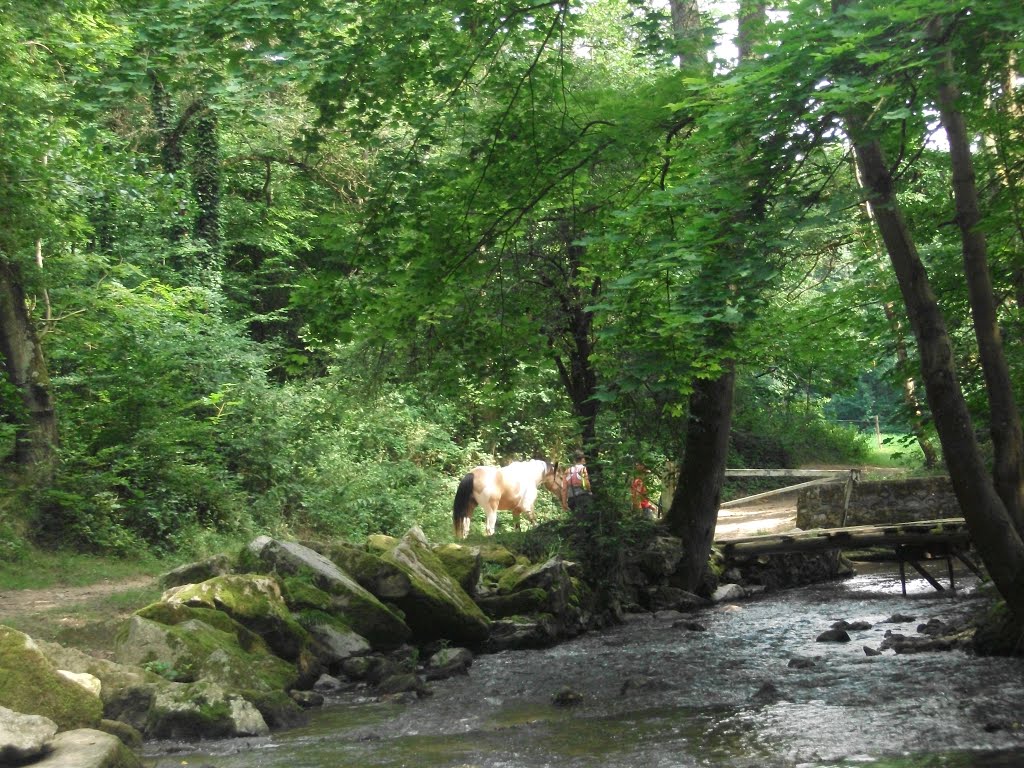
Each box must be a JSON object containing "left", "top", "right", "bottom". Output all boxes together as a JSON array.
[
  {"left": 929, "top": 18, "right": 1024, "bottom": 533},
  {"left": 665, "top": 0, "right": 765, "bottom": 592},
  {"left": 0, "top": 261, "right": 58, "bottom": 474},
  {"left": 668, "top": 0, "right": 703, "bottom": 64},
  {"left": 547, "top": 233, "right": 601, "bottom": 464},
  {"left": 844, "top": 120, "right": 1024, "bottom": 620},
  {"left": 666, "top": 362, "right": 735, "bottom": 592}
]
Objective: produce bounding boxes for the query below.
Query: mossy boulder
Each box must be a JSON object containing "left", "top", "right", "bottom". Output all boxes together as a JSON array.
[
  {"left": 378, "top": 527, "right": 490, "bottom": 644},
  {"left": 37, "top": 641, "right": 162, "bottom": 709},
  {"left": 159, "top": 553, "right": 233, "bottom": 589},
  {"left": 496, "top": 557, "right": 573, "bottom": 613},
  {"left": 479, "top": 544, "right": 518, "bottom": 568},
  {"left": 476, "top": 588, "right": 550, "bottom": 619},
  {"left": 365, "top": 534, "right": 398, "bottom": 554},
  {"left": 322, "top": 541, "right": 412, "bottom": 600},
  {"left": 432, "top": 543, "right": 482, "bottom": 596},
  {"left": 113, "top": 614, "right": 298, "bottom": 693},
  {"left": 0, "top": 626, "right": 103, "bottom": 731},
  {"left": 136, "top": 602, "right": 270, "bottom": 654},
  {"left": 246, "top": 537, "right": 410, "bottom": 650},
  {"left": 141, "top": 680, "right": 269, "bottom": 739},
  {"left": 485, "top": 614, "right": 561, "bottom": 652},
  {"left": 300, "top": 617, "right": 371, "bottom": 665},
  {"left": 162, "top": 574, "right": 311, "bottom": 662},
  {"left": 281, "top": 578, "right": 335, "bottom": 612}
]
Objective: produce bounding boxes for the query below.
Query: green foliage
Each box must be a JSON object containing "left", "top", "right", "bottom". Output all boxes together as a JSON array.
[
  {"left": 143, "top": 660, "right": 187, "bottom": 682},
  {"left": 4, "top": 0, "right": 1022, "bottom": 563}
]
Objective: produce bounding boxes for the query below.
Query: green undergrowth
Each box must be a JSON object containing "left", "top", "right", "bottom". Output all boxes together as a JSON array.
[{"left": 0, "top": 546, "right": 174, "bottom": 592}]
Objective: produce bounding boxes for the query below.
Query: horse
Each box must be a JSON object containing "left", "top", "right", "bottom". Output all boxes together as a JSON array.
[{"left": 452, "top": 459, "right": 562, "bottom": 539}]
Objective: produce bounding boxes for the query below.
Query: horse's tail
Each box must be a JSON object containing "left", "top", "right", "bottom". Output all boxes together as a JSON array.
[{"left": 453, "top": 472, "right": 476, "bottom": 537}]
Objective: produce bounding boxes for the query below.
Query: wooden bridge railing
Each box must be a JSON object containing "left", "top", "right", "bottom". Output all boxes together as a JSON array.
[
  {"left": 716, "top": 517, "right": 982, "bottom": 594},
  {"left": 722, "top": 468, "right": 860, "bottom": 526}
]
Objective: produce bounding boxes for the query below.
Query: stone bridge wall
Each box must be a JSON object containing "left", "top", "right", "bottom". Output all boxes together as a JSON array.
[{"left": 796, "top": 476, "right": 960, "bottom": 529}]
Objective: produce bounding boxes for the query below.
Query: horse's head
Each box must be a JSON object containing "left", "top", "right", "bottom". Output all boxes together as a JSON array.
[{"left": 542, "top": 460, "right": 563, "bottom": 496}]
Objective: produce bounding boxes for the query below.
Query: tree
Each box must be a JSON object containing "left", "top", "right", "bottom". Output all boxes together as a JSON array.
[
  {"left": 830, "top": 0, "right": 1024, "bottom": 618},
  {"left": 0, "top": 4, "right": 71, "bottom": 475}
]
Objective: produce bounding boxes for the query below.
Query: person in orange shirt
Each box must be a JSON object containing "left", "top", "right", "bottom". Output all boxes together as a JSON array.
[{"left": 631, "top": 463, "right": 659, "bottom": 519}]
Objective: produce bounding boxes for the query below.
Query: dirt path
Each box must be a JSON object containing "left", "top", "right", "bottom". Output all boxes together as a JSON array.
[
  {"left": 0, "top": 575, "right": 157, "bottom": 621},
  {"left": 714, "top": 492, "right": 800, "bottom": 540}
]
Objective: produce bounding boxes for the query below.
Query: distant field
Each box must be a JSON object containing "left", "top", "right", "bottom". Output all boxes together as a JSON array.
[{"left": 860, "top": 432, "right": 930, "bottom": 471}]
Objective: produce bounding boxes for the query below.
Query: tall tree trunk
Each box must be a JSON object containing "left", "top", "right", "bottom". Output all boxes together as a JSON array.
[
  {"left": 668, "top": 0, "right": 703, "bottom": 65},
  {"left": 546, "top": 231, "right": 601, "bottom": 465},
  {"left": 665, "top": 362, "right": 735, "bottom": 592},
  {"left": 665, "top": 0, "right": 765, "bottom": 592},
  {"left": 843, "top": 111, "right": 1024, "bottom": 621},
  {"left": 0, "top": 261, "right": 58, "bottom": 474},
  {"left": 929, "top": 17, "right": 1024, "bottom": 533}
]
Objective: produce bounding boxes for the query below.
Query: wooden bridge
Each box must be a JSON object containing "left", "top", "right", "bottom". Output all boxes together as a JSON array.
[{"left": 715, "top": 517, "right": 983, "bottom": 594}]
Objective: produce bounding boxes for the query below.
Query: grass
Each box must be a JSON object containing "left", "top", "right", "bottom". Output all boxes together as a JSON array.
[
  {"left": 859, "top": 432, "right": 936, "bottom": 475},
  {"left": 0, "top": 584, "right": 164, "bottom": 656},
  {"left": 0, "top": 545, "right": 172, "bottom": 655},
  {"left": 0, "top": 548, "right": 172, "bottom": 592}
]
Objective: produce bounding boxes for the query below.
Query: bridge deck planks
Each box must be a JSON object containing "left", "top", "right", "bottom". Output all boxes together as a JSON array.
[{"left": 715, "top": 517, "right": 980, "bottom": 594}]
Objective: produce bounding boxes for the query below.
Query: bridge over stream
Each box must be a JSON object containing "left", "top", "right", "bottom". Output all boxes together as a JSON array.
[{"left": 712, "top": 469, "right": 983, "bottom": 594}]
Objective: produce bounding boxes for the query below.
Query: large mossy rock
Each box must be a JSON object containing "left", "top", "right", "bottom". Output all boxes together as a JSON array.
[
  {"left": 277, "top": 577, "right": 372, "bottom": 665},
  {"left": 484, "top": 556, "right": 589, "bottom": 647},
  {"left": 159, "top": 554, "right": 233, "bottom": 590},
  {"left": 162, "top": 574, "right": 311, "bottom": 662},
  {"left": 486, "top": 615, "right": 561, "bottom": 652},
  {"left": 113, "top": 613, "right": 298, "bottom": 693},
  {"left": 246, "top": 537, "right": 411, "bottom": 649},
  {"left": 496, "top": 556, "right": 575, "bottom": 615},
  {"left": 432, "top": 544, "right": 482, "bottom": 596},
  {"left": 0, "top": 626, "right": 103, "bottom": 731},
  {"left": 37, "top": 642, "right": 162, "bottom": 709},
  {"left": 377, "top": 528, "right": 490, "bottom": 644},
  {"left": 321, "top": 541, "right": 413, "bottom": 600},
  {"left": 148, "top": 681, "right": 269, "bottom": 739}
]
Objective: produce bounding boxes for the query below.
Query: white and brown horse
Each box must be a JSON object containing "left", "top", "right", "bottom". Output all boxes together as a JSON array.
[{"left": 453, "top": 459, "right": 562, "bottom": 538}]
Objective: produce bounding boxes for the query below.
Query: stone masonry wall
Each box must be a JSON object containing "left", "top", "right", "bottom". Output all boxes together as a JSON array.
[{"left": 796, "top": 476, "right": 959, "bottom": 529}]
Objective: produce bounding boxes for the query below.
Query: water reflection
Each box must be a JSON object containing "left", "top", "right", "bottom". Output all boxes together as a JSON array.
[{"left": 145, "top": 566, "right": 1024, "bottom": 768}]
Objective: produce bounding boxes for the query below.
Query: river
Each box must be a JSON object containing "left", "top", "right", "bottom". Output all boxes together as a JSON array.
[{"left": 144, "top": 565, "right": 1024, "bottom": 768}]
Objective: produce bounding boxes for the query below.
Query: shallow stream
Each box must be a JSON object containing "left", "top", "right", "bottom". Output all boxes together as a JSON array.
[{"left": 145, "top": 566, "right": 1024, "bottom": 768}]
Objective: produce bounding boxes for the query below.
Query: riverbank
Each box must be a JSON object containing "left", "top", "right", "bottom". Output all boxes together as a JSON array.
[
  {"left": 143, "top": 564, "right": 1024, "bottom": 768},
  {"left": 3, "top": 502, "right": 1019, "bottom": 768}
]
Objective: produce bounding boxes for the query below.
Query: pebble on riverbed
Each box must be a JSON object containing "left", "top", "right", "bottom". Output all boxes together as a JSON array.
[{"left": 552, "top": 687, "right": 584, "bottom": 707}]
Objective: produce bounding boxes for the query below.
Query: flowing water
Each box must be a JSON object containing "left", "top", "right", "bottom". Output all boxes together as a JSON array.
[{"left": 144, "top": 566, "right": 1024, "bottom": 768}]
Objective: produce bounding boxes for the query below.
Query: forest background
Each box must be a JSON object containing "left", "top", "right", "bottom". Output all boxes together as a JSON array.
[{"left": 1, "top": 0, "right": 1023, "bottom": 614}]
